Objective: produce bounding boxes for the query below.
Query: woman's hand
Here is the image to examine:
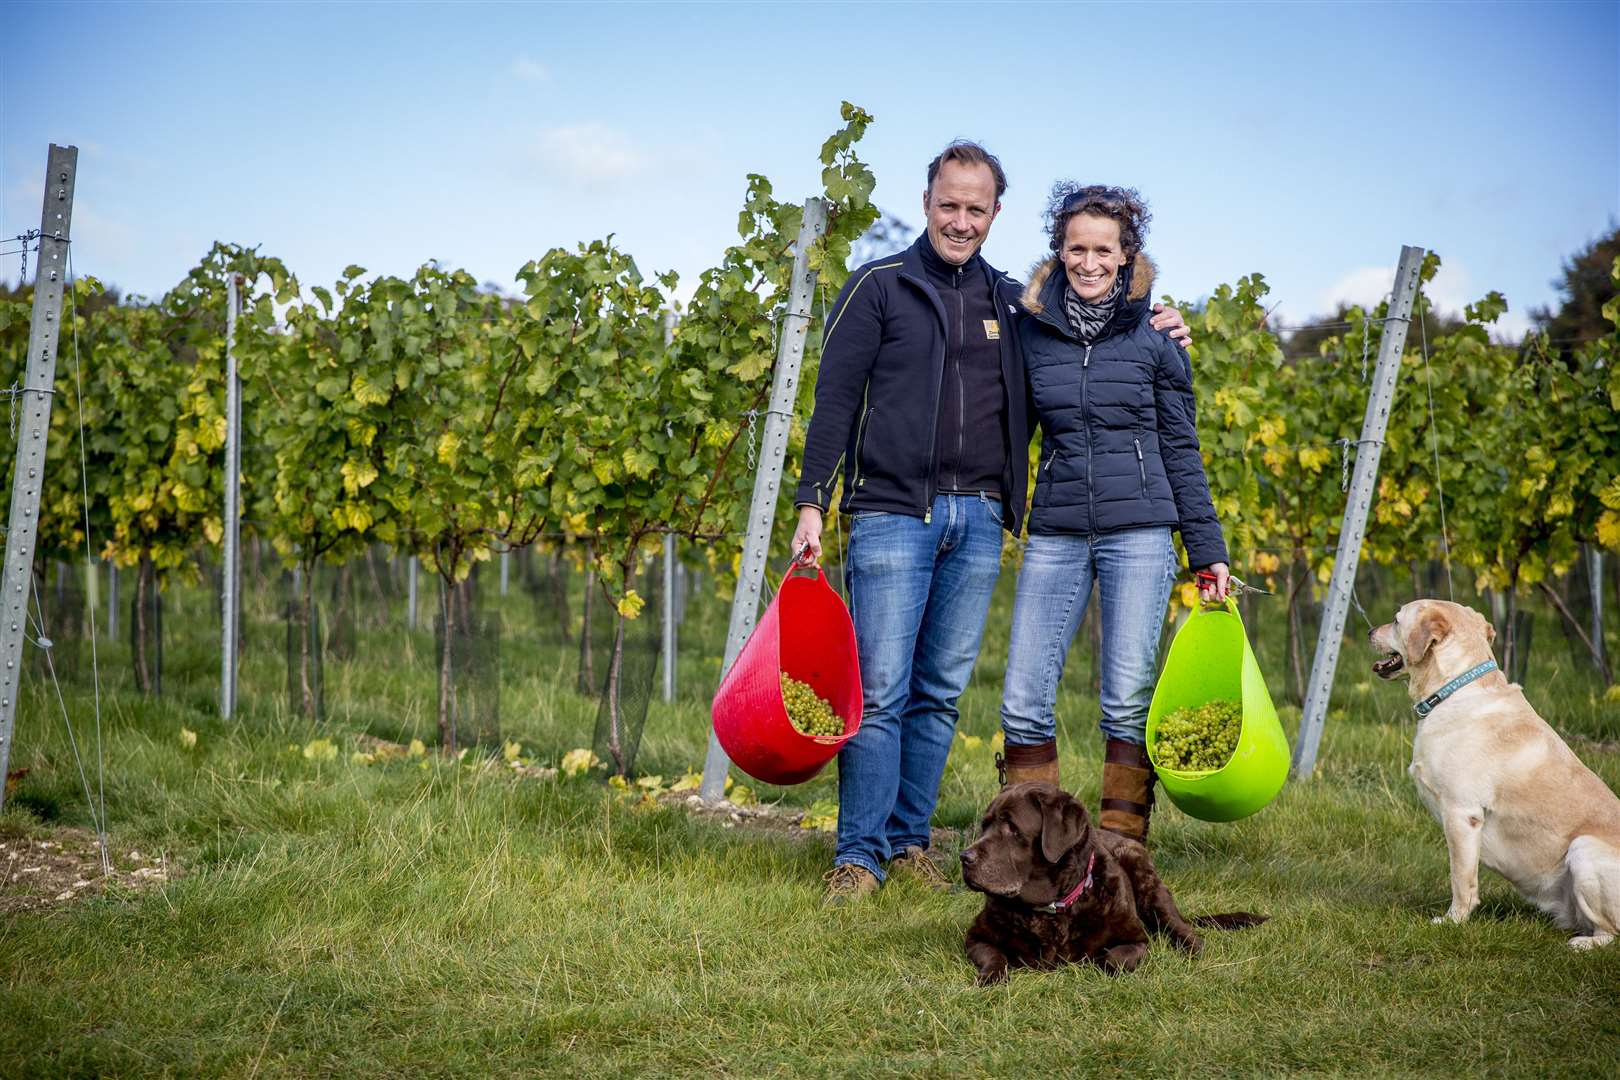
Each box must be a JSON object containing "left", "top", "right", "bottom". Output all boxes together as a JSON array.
[
  {"left": 1149, "top": 303, "right": 1192, "bottom": 349},
  {"left": 1197, "top": 563, "right": 1231, "bottom": 603},
  {"left": 791, "top": 505, "right": 824, "bottom": 568}
]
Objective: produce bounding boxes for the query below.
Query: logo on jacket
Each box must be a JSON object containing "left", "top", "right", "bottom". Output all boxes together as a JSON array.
[{"left": 983, "top": 319, "right": 1000, "bottom": 341}]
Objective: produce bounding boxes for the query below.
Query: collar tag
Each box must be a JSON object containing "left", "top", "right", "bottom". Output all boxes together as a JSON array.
[
  {"left": 1038, "top": 851, "right": 1097, "bottom": 913},
  {"left": 1414, "top": 660, "right": 1499, "bottom": 717}
]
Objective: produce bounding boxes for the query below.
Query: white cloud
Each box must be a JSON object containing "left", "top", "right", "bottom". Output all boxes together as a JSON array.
[
  {"left": 1317, "top": 259, "right": 1531, "bottom": 341},
  {"left": 532, "top": 124, "right": 645, "bottom": 185},
  {"left": 511, "top": 55, "right": 549, "bottom": 83}
]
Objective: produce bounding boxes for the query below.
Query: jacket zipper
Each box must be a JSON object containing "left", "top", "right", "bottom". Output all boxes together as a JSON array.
[
  {"left": 922, "top": 288, "right": 948, "bottom": 525},
  {"left": 1134, "top": 437, "right": 1147, "bottom": 494},
  {"left": 1082, "top": 344, "right": 1095, "bottom": 529},
  {"left": 952, "top": 266, "right": 965, "bottom": 493},
  {"left": 852, "top": 404, "right": 874, "bottom": 489}
]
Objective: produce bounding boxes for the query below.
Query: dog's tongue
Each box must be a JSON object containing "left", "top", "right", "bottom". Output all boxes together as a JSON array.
[{"left": 1372, "top": 653, "right": 1404, "bottom": 678}]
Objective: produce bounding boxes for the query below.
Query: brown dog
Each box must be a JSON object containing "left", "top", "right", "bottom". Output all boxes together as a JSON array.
[
  {"left": 960, "top": 781, "right": 1265, "bottom": 984},
  {"left": 1370, "top": 599, "right": 1620, "bottom": 948}
]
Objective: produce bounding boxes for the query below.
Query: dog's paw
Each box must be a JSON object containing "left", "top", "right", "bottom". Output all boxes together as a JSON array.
[
  {"left": 1568, "top": 934, "right": 1614, "bottom": 951},
  {"left": 974, "top": 964, "right": 1009, "bottom": 986}
]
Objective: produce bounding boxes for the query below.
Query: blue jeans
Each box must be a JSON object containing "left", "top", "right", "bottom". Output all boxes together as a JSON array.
[
  {"left": 835, "top": 493, "right": 1004, "bottom": 880},
  {"left": 1000, "top": 527, "right": 1178, "bottom": 748}
]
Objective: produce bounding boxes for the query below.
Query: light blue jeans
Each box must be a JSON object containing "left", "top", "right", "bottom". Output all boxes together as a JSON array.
[
  {"left": 1000, "top": 527, "right": 1178, "bottom": 748},
  {"left": 835, "top": 493, "right": 1004, "bottom": 881}
]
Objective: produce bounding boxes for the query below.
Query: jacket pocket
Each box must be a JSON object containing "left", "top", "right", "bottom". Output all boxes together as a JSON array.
[
  {"left": 1133, "top": 437, "right": 1148, "bottom": 497},
  {"left": 852, "top": 406, "right": 875, "bottom": 489},
  {"left": 1036, "top": 447, "right": 1060, "bottom": 504}
]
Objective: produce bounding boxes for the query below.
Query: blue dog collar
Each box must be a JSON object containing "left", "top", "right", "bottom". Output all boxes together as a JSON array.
[{"left": 1414, "top": 660, "right": 1498, "bottom": 717}]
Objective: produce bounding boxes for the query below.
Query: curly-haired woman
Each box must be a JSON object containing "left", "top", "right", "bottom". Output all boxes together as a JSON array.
[{"left": 996, "top": 184, "right": 1229, "bottom": 842}]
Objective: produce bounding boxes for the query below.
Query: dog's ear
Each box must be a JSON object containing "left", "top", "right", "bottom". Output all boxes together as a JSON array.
[
  {"left": 1408, "top": 605, "right": 1451, "bottom": 665},
  {"left": 1039, "top": 789, "right": 1085, "bottom": 865}
]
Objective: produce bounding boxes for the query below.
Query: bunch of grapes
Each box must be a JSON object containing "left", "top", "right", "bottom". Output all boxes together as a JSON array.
[
  {"left": 1153, "top": 699, "right": 1243, "bottom": 772},
  {"left": 780, "top": 673, "right": 843, "bottom": 738}
]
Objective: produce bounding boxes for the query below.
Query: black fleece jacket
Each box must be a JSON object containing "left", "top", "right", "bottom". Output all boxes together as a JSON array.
[{"left": 794, "top": 236, "right": 1030, "bottom": 532}]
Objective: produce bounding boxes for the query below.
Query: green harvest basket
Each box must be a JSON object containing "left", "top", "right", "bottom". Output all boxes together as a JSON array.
[{"left": 1145, "top": 597, "right": 1289, "bottom": 822}]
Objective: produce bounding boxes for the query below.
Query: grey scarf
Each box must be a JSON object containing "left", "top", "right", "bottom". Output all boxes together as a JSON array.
[{"left": 1063, "top": 274, "right": 1123, "bottom": 343}]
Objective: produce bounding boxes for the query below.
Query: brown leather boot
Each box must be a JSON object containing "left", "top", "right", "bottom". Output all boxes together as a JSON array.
[
  {"left": 1099, "top": 738, "right": 1156, "bottom": 841},
  {"left": 995, "top": 738, "right": 1059, "bottom": 789}
]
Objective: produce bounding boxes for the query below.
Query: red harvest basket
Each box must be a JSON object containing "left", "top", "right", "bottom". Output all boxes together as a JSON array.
[{"left": 711, "top": 566, "right": 863, "bottom": 786}]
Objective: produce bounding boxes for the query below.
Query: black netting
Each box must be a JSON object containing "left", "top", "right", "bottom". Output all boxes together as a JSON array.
[
  {"left": 433, "top": 565, "right": 500, "bottom": 751},
  {"left": 321, "top": 562, "right": 359, "bottom": 662},
  {"left": 284, "top": 568, "right": 325, "bottom": 720},
  {"left": 527, "top": 548, "right": 575, "bottom": 651},
  {"left": 577, "top": 559, "right": 614, "bottom": 697},
  {"left": 128, "top": 561, "right": 163, "bottom": 696},
  {"left": 31, "top": 559, "right": 85, "bottom": 682},
  {"left": 591, "top": 555, "right": 662, "bottom": 777}
]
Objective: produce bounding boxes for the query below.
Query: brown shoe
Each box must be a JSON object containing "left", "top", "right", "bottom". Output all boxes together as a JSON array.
[
  {"left": 996, "top": 737, "right": 1059, "bottom": 789},
  {"left": 822, "top": 863, "right": 879, "bottom": 906},
  {"left": 1099, "top": 737, "right": 1157, "bottom": 841},
  {"left": 888, "top": 846, "right": 951, "bottom": 891}
]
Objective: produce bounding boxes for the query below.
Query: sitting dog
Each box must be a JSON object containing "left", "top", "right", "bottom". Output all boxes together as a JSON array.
[
  {"left": 1370, "top": 599, "right": 1620, "bottom": 948},
  {"left": 960, "top": 781, "right": 1265, "bottom": 984}
]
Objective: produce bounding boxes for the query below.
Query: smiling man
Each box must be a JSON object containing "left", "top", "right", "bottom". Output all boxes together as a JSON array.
[{"left": 789, "top": 142, "right": 1192, "bottom": 906}]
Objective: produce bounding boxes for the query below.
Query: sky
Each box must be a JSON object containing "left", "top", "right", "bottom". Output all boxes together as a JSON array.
[{"left": 3, "top": 1, "right": 1616, "bottom": 339}]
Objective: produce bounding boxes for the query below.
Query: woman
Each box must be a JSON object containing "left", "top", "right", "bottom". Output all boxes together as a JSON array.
[{"left": 997, "top": 184, "right": 1229, "bottom": 842}]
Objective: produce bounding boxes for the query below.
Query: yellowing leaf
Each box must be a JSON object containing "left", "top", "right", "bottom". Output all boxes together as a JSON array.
[
  {"left": 179, "top": 726, "right": 198, "bottom": 749},
  {"left": 437, "top": 431, "right": 462, "bottom": 467},
  {"left": 800, "top": 799, "right": 838, "bottom": 833},
  {"left": 560, "top": 747, "right": 601, "bottom": 777},
  {"left": 1599, "top": 476, "right": 1620, "bottom": 511},
  {"left": 1597, "top": 510, "right": 1620, "bottom": 551},
  {"left": 408, "top": 738, "right": 427, "bottom": 758},
  {"left": 351, "top": 372, "right": 390, "bottom": 406},
  {"left": 341, "top": 460, "right": 379, "bottom": 495},
  {"left": 302, "top": 737, "right": 338, "bottom": 763},
  {"left": 502, "top": 740, "right": 524, "bottom": 763},
  {"left": 669, "top": 771, "right": 702, "bottom": 792},
  {"left": 622, "top": 447, "right": 658, "bottom": 478},
  {"left": 616, "top": 590, "right": 645, "bottom": 619}
]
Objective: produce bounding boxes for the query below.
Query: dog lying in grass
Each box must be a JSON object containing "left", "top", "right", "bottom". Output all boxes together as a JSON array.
[
  {"left": 959, "top": 781, "right": 1265, "bottom": 984},
  {"left": 1370, "top": 599, "right": 1620, "bottom": 949}
]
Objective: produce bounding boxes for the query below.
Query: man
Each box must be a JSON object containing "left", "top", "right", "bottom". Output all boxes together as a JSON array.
[{"left": 790, "top": 142, "right": 1192, "bottom": 905}]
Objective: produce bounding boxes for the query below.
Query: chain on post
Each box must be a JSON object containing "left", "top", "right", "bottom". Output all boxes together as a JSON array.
[{"left": 743, "top": 409, "right": 758, "bottom": 470}]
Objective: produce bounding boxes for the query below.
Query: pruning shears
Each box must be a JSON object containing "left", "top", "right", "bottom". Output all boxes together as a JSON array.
[{"left": 1194, "top": 569, "right": 1272, "bottom": 597}]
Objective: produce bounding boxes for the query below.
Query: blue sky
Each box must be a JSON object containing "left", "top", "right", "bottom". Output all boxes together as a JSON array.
[{"left": 3, "top": 1, "right": 1615, "bottom": 338}]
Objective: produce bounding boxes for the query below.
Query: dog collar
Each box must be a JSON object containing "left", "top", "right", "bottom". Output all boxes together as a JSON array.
[
  {"left": 1414, "top": 660, "right": 1498, "bottom": 717},
  {"left": 1038, "top": 851, "right": 1096, "bottom": 914}
]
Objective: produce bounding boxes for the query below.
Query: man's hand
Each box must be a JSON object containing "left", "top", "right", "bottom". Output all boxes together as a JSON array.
[
  {"left": 1149, "top": 302, "right": 1192, "bottom": 350},
  {"left": 1197, "top": 563, "right": 1231, "bottom": 603},
  {"left": 791, "top": 505, "right": 824, "bottom": 568}
]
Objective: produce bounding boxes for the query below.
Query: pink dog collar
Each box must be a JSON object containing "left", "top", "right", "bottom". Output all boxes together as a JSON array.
[{"left": 1038, "top": 851, "right": 1097, "bottom": 913}]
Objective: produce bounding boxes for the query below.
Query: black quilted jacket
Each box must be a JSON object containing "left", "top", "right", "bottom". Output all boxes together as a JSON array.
[{"left": 1019, "top": 254, "right": 1228, "bottom": 570}]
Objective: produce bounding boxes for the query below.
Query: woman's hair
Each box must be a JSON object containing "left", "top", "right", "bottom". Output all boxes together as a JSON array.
[{"left": 1044, "top": 183, "right": 1151, "bottom": 257}]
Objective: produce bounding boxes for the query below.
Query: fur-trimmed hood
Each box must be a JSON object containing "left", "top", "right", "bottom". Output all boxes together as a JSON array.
[{"left": 1021, "top": 252, "right": 1157, "bottom": 317}]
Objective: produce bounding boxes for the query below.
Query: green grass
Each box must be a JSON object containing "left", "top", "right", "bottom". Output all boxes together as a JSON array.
[{"left": 2, "top": 560, "right": 1618, "bottom": 1077}]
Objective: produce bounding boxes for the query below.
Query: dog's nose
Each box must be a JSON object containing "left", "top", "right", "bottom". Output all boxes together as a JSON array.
[{"left": 959, "top": 848, "right": 978, "bottom": 867}]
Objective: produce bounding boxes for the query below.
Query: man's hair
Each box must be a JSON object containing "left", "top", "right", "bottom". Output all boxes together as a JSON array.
[
  {"left": 1044, "top": 183, "right": 1150, "bottom": 257},
  {"left": 926, "top": 141, "right": 1007, "bottom": 201}
]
